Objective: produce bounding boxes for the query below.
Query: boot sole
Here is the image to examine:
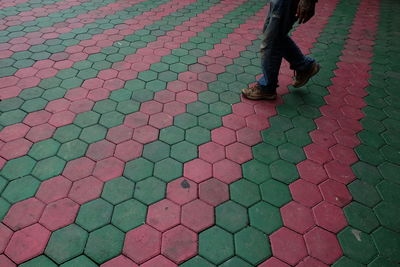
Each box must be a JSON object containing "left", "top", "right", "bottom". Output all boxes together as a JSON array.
[
  {"left": 241, "top": 89, "right": 277, "bottom": 100},
  {"left": 293, "top": 63, "right": 321, "bottom": 88}
]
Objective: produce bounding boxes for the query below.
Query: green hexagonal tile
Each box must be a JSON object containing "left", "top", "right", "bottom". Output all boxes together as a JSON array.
[
  {"left": 45, "top": 224, "right": 88, "bottom": 264},
  {"left": 260, "top": 179, "right": 291, "bottom": 207},
  {"left": 216, "top": 200, "right": 248, "bottom": 233},
  {"left": 57, "top": 140, "right": 88, "bottom": 161},
  {"left": 142, "top": 141, "right": 170, "bottom": 162},
  {"left": 84, "top": 224, "right": 124, "bottom": 264},
  {"left": 134, "top": 176, "right": 166, "bottom": 205},
  {"left": 123, "top": 158, "right": 154, "bottom": 182},
  {"left": 171, "top": 141, "right": 198, "bottom": 163},
  {"left": 101, "top": 177, "right": 135, "bottom": 205},
  {"left": 28, "top": 139, "right": 61, "bottom": 160},
  {"left": 242, "top": 160, "right": 271, "bottom": 184},
  {"left": 153, "top": 158, "right": 182, "bottom": 182},
  {"left": 159, "top": 126, "right": 185, "bottom": 145},
  {"left": 79, "top": 125, "right": 107, "bottom": 144},
  {"left": 338, "top": 227, "right": 377, "bottom": 264},
  {"left": 2, "top": 176, "right": 40, "bottom": 204},
  {"left": 269, "top": 160, "right": 299, "bottom": 184},
  {"left": 234, "top": 227, "right": 271, "bottom": 265},
  {"left": 76, "top": 199, "right": 113, "bottom": 232},
  {"left": 249, "top": 201, "right": 282, "bottom": 234},
  {"left": 1, "top": 156, "right": 36, "bottom": 180},
  {"left": 230, "top": 179, "right": 261, "bottom": 207},
  {"left": 53, "top": 124, "right": 81, "bottom": 143},
  {"left": 199, "top": 226, "right": 234, "bottom": 265},
  {"left": 111, "top": 199, "right": 147, "bottom": 232}
]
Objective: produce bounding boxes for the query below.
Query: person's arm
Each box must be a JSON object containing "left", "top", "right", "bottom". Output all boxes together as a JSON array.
[{"left": 296, "top": 0, "right": 317, "bottom": 24}]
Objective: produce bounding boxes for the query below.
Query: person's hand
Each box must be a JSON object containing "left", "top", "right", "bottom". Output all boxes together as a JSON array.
[{"left": 296, "top": 0, "right": 316, "bottom": 24}]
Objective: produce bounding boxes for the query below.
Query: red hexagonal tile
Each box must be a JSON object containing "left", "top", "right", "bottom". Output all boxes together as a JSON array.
[
  {"left": 309, "top": 130, "right": 337, "bottom": 148},
  {"left": 304, "top": 227, "right": 342, "bottom": 264},
  {"left": 147, "top": 199, "right": 181, "bottom": 232},
  {"left": 23, "top": 110, "right": 51, "bottom": 127},
  {"left": 132, "top": 125, "right": 159, "bottom": 144},
  {"left": 45, "top": 98, "right": 71, "bottom": 113},
  {"left": 5, "top": 224, "right": 50, "bottom": 264},
  {"left": 0, "top": 254, "right": 16, "bottom": 267},
  {"left": 329, "top": 144, "right": 358, "bottom": 165},
  {"left": 82, "top": 77, "right": 104, "bottom": 90},
  {"left": 312, "top": 202, "right": 347, "bottom": 233},
  {"left": 100, "top": 255, "right": 138, "bottom": 267},
  {"left": 48, "top": 110, "right": 75, "bottom": 127},
  {"left": 281, "top": 202, "right": 315, "bottom": 234},
  {"left": 124, "top": 112, "right": 149, "bottom": 129},
  {"left": 270, "top": 227, "right": 308, "bottom": 266},
  {"left": 0, "top": 224, "right": 13, "bottom": 254},
  {"left": 181, "top": 199, "right": 214, "bottom": 232},
  {"left": 333, "top": 128, "right": 360, "bottom": 148},
  {"left": 319, "top": 179, "right": 352, "bottom": 207},
  {"left": 184, "top": 159, "right": 212, "bottom": 183},
  {"left": 87, "top": 140, "right": 116, "bottom": 161},
  {"left": 163, "top": 101, "right": 186, "bottom": 116},
  {"left": 211, "top": 127, "right": 236, "bottom": 146},
  {"left": 62, "top": 157, "right": 96, "bottom": 181},
  {"left": 140, "top": 101, "right": 163, "bottom": 115},
  {"left": 167, "top": 80, "right": 187, "bottom": 93},
  {"left": 39, "top": 198, "right": 79, "bottom": 231},
  {"left": 65, "top": 88, "right": 88, "bottom": 102},
  {"left": 124, "top": 224, "right": 161, "bottom": 264},
  {"left": 178, "top": 71, "right": 197, "bottom": 82},
  {"left": 296, "top": 256, "right": 329, "bottom": 267},
  {"left": 199, "top": 178, "right": 229, "bottom": 206},
  {"left": 68, "top": 98, "right": 94, "bottom": 113},
  {"left": 155, "top": 90, "right": 175, "bottom": 104},
  {"left": 222, "top": 114, "right": 246, "bottom": 130},
  {"left": 297, "top": 159, "right": 328, "bottom": 185},
  {"left": 140, "top": 255, "right": 176, "bottom": 267},
  {"left": 162, "top": 225, "right": 197, "bottom": 264},
  {"left": 303, "top": 144, "right": 332, "bottom": 165},
  {"left": 25, "top": 123, "right": 55, "bottom": 142},
  {"left": 226, "top": 142, "right": 252, "bottom": 164},
  {"left": 236, "top": 127, "right": 262, "bottom": 146},
  {"left": 199, "top": 142, "right": 225, "bottom": 164},
  {"left": 0, "top": 138, "right": 32, "bottom": 160},
  {"left": 92, "top": 157, "right": 124, "bottom": 181},
  {"left": 167, "top": 178, "right": 197, "bottom": 205},
  {"left": 212, "top": 159, "right": 242, "bottom": 184},
  {"left": 259, "top": 257, "right": 290, "bottom": 267},
  {"left": 106, "top": 125, "right": 133, "bottom": 144},
  {"left": 232, "top": 102, "right": 255, "bottom": 117},
  {"left": 35, "top": 176, "right": 72, "bottom": 204},
  {"left": 115, "top": 140, "right": 143, "bottom": 161},
  {"left": 314, "top": 117, "right": 340, "bottom": 133},
  {"left": 149, "top": 113, "right": 173, "bottom": 129},
  {"left": 324, "top": 160, "right": 356, "bottom": 185},
  {"left": 245, "top": 114, "right": 270, "bottom": 131},
  {"left": 3, "top": 198, "right": 45, "bottom": 231},
  {"left": 176, "top": 91, "right": 197, "bottom": 104},
  {"left": 68, "top": 176, "right": 103, "bottom": 204},
  {"left": 289, "top": 179, "right": 322, "bottom": 208},
  {"left": 0, "top": 123, "right": 30, "bottom": 142}
]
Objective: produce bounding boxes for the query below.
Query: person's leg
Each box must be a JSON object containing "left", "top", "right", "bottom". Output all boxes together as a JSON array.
[{"left": 282, "top": 36, "right": 315, "bottom": 72}]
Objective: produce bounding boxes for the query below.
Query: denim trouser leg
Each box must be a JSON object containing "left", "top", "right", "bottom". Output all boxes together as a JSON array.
[{"left": 257, "top": 0, "right": 315, "bottom": 93}]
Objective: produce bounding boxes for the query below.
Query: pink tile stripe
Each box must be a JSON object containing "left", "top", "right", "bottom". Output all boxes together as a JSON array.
[
  {"left": 264, "top": 0, "right": 380, "bottom": 266},
  {"left": 0, "top": 0, "right": 196, "bottom": 100},
  {"left": 0, "top": 0, "right": 92, "bottom": 30},
  {"left": 0, "top": 0, "right": 30, "bottom": 10},
  {"left": 0, "top": 0, "right": 147, "bottom": 60},
  {"left": 0, "top": 0, "right": 247, "bottom": 163}
]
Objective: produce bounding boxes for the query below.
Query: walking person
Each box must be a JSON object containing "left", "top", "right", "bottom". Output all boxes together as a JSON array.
[{"left": 242, "top": 0, "right": 320, "bottom": 100}]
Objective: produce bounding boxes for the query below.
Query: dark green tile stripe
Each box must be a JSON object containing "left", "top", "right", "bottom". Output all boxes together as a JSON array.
[
  {"left": 0, "top": 0, "right": 114, "bottom": 37},
  {"left": 0, "top": 0, "right": 170, "bottom": 78},
  {"left": 334, "top": 0, "right": 400, "bottom": 266}
]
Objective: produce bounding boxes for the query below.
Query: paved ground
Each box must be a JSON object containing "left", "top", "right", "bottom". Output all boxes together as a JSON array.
[{"left": 0, "top": 0, "right": 399, "bottom": 266}]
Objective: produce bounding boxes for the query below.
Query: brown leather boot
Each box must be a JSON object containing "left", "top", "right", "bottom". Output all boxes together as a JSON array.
[
  {"left": 293, "top": 62, "right": 320, "bottom": 88},
  {"left": 241, "top": 84, "right": 277, "bottom": 100}
]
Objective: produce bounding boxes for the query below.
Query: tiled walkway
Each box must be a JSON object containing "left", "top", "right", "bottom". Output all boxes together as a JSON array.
[{"left": 0, "top": 0, "right": 399, "bottom": 266}]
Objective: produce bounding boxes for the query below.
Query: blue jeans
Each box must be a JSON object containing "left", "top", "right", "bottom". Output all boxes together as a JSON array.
[{"left": 258, "top": 0, "right": 315, "bottom": 93}]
